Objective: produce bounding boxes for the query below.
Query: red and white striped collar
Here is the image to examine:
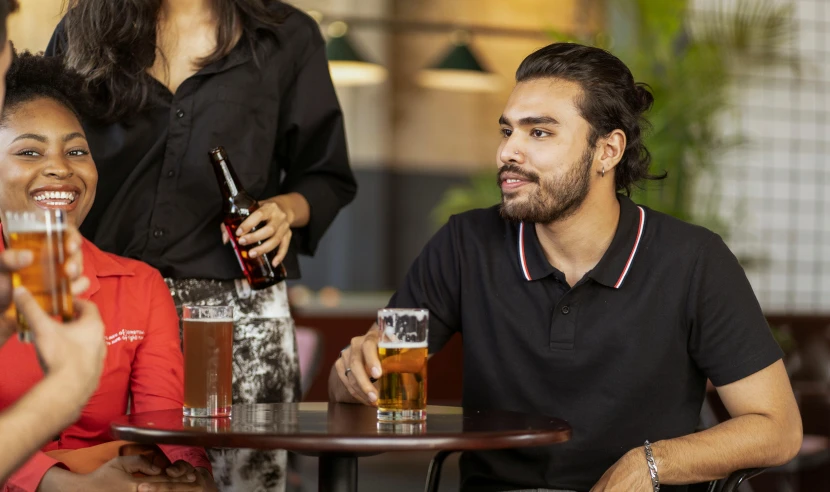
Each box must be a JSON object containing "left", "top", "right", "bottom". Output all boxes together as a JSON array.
[{"left": 516, "top": 197, "right": 647, "bottom": 289}]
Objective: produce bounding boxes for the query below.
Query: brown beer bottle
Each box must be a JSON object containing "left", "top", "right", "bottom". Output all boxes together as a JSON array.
[{"left": 209, "top": 146, "right": 287, "bottom": 290}]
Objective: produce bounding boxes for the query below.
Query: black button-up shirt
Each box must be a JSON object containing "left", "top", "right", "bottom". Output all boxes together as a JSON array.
[
  {"left": 388, "top": 195, "right": 782, "bottom": 492},
  {"left": 46, "top": 5, "right": 356, "bottom": 280}
]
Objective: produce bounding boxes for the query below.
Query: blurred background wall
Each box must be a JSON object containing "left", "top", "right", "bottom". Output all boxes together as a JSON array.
[{"left": 693, "top": 0, "right": 830, "bottom": 314}]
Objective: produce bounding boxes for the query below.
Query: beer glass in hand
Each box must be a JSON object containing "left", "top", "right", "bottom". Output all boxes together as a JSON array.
[
  {"left": 182, "top": 305, "right": 233, "bottom": 417},
  {"left": 4, "top": 210, "right": 73, "bottom": 342},
  {"left": 377, "top": 308, "right": 429, "bottom": 422}
]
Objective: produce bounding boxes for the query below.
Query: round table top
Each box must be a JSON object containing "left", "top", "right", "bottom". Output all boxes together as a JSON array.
[{"left": 111, "top": 402, "right": 571, "bottom": 453}]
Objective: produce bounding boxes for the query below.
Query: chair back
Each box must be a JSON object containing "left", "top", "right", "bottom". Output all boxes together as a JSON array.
[{"left": 296, "top": 326, "right": 324, "bottom": 399}]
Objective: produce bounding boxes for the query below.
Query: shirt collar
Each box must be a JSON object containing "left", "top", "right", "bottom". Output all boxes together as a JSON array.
[
  {"left": 0, "top": 223, "right": 134, "bottom": 301},
  {"left": 515, "top": 195, "right": 647, "bottom": 289}
]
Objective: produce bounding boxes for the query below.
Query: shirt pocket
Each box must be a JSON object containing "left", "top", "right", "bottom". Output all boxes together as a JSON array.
[{"left": 203, "top": 85, "right": 280, "bottom": 197}]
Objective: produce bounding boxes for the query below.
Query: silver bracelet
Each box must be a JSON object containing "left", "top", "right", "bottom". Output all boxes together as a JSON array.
[{"left": 644, "top": 440, "right": 660, "bottom": 492}]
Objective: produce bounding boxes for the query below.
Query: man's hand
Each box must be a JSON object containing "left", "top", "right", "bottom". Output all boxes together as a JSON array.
[
  {"left": 140, "top": 461, "right": 218, "bottom": 492},
  {"left": 329, "top": 325, "right": 382, "bottom": 406},
  {"left": 15, "top": 288, "right": 106, "bottom": 400},
  {"left": 0, "top": 249, "right": 32, "bottom": 346},
  {"left": 590, "top": 448, "right": 652, "bottom": 492},
  {"left": 39, "top": 455, "right": 199, "bottom": 492}
]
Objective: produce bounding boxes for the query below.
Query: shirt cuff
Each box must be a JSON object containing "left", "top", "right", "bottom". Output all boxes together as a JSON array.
[
  {"left": 285, "top": 175, "right": 340, "bottom": 256},
  {"left": 3, "top": 452, "right": 66, "bottom": 492},
  {"left": 158, "top": 445, "right": 213, "bottom": 475}
]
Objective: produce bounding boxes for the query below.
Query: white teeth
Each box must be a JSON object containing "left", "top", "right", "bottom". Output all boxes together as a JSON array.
[
  {"left": 32, "top": 191, "right": 77, "bottom": 203},
  {"left": 506, "top": 179, "right": 521, "bottom": 183}
]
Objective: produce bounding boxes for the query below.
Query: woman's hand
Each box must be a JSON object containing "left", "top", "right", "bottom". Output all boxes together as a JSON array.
[{"left": 225, "top": 200, "right": 293, "bottom": 267}]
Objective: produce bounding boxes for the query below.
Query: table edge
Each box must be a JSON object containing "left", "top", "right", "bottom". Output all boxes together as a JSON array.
[{"left": 110, "top": 425, "right": 572, "bottom": 453}]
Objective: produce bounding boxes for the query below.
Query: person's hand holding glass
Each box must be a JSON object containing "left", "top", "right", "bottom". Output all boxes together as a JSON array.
[
  {"left": 2, "top": 209, "right": 88, "bottom": 343},
  {"left": 332, "top": 308, "right": 429, "bottom": 422}
]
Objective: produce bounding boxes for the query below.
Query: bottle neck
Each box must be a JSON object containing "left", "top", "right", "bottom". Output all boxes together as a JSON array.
[{"left": 217, "top": 160, "right": 239, "bottom": 197}]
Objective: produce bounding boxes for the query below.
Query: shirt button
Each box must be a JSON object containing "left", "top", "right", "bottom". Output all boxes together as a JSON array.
[
  {"left": 153, "top": 229, "right": 164, "bottom": 238},
  {"left": 167, "top": 170, "right": 175, "bottom": 178},
  {"left": 561, "top": 305, "right": 570, "bottom": 315},
  {"left": 176, "top": 109, "right": 185, "bottom": 118}
]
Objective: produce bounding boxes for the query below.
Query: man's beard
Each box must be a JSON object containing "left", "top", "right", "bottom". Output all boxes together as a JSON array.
[{"left": 498, "top": 147, "right": 594, "bottom": 224}]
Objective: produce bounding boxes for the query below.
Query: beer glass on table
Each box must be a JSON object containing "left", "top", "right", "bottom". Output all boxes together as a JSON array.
[
  {"left": 377, "top": 308, "right": 429, "bottom": 422},
  {"left": 182, "top": 305, "right": 233, "bottom": 417},
  {"left": 4, "top": 210, "right": 73, "bottom": 342}
]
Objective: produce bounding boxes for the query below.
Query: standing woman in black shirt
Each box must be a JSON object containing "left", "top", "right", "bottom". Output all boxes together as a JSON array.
[{"left": 47, "top": 1, "right": 356, "bottom": 489}]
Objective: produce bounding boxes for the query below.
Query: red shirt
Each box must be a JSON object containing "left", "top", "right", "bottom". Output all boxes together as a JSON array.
[{"left": 0, "top": 232, "right": 211, "bottom": 491}]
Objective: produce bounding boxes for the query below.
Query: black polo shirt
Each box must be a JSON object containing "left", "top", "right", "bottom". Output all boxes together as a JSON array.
[{"left": 387, "top": 195, "right": 783, "bottom": 492}]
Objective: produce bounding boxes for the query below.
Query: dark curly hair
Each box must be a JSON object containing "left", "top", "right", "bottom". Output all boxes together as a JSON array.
[
  {"left": 57, "top": 0, "right": 287, "bottom": 121},
  {"left": 516, "top": 43, "right": 666, "bottom": 194},
  {"left": 1, "top": 50, "right": 90, "bottom": 124}
]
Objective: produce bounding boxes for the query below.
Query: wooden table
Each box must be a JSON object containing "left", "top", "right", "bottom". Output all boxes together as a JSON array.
[{"left": 111, "top": 402, "right": 571, "bottom": 492}]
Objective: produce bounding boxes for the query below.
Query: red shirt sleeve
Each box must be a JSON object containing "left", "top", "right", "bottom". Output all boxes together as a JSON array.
[
  {"left": 128, "top": 269, "right": 212, "bottom": 474},
  {"left": 2, "top": 453, "right": 66, "bottom": 492}
]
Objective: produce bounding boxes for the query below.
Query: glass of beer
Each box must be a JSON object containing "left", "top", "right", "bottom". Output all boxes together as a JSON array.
[
  {"left": 182, "top": 305, "right": 233, "bottom": 417},
  {"left": 4, "top": 210, "right": 73, "bottom": 342},
  {"left": 377, "top": 308, "right": 428, "bottom": 422}
]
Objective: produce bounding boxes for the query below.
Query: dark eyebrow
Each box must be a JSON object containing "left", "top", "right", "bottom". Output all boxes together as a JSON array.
[
  {"left": 11, "top": 133, "right": 48, "bottom": 143},
  {"left": 519, "top": 116, "right": 559, "bottom": 126},
  {"left": 498, "top": 115, "right": 560, "bottom": 127},
  {"left": 63, "top": 132, "right": 87, "bottom": 143}
]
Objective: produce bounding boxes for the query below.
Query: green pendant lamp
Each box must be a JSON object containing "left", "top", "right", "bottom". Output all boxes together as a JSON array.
[
  {"left": 417, "top": 31, "right": 502, "bottom": 93},
  {"left": 326, "top": 21, "right": 387, "bottom": 87}
]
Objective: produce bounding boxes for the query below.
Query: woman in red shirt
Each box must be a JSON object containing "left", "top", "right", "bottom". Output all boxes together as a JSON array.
[{"left": 0, "top": 52, "right": 217, "bottom": 491}]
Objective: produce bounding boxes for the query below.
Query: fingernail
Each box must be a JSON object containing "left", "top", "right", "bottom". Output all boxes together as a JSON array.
[
  {"left": 149, "top": 465, "right": 160, "bottom": 473},
  {"left": 17, "top": 250, "right": 33, "bottom": 263},
  {"left": 368, "top": 392, "right": 377, "bottom": 402},
  {"left": 66, "top": 263, "right": 78, "bottom": 276},
  {"left": 138, "top": 485, "right": 152, "bottom": 492},
  {"left": 187, "top": 472, "right": 196, "bottom": 481},
  {"left": 371, "top": 367, "right": 381, "bottom": 378},
  {"left": 238, "top": 238, "right": 246, "bottom": 245},
  {"left": 249, "top": 251, "right": 257, "bottom": 257}
]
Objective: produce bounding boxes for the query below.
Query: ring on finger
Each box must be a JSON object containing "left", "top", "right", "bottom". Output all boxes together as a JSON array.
[{"left": 344, "top": 367, "right": 352, "bottom": 376}]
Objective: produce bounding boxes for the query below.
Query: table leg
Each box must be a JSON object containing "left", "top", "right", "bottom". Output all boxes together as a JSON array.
[{"left": 318, "top": 453, "right": 358, "bottom": 492}]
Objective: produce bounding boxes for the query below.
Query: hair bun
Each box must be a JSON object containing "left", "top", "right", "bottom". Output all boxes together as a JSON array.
[{"left": 634, "top": 82, "right": 654, "bottom": 113}]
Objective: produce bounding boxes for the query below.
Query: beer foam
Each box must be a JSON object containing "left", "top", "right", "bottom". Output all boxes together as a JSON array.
[
  {"left": 378, "top": 308, "right": 428, "bottom": 322},
  {"left": 183, "top": 318, "right": 234, "bottom": 323},
  {"left": 378, "top": 341, "right": 428, "bottom": 349},
  {"left": 7, "top": 222, "right": 67, "bottom": 233}
]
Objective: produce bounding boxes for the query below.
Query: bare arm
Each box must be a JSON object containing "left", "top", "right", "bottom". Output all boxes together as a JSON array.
[
  {"left": 592, "top": 360, "right": 802, "bottom": 490},
  {"left": 0, "top": 370, "right": 88, "bottom": 482},
  {"left": 0, "top": 293, "right": 106, "bottom": 483},
  {"left": 654, "top": 360, "right": 801, "bottom": 483}
]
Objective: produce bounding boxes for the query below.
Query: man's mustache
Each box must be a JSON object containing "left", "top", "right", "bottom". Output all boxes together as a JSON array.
[{"left": 497, "top": 165, "right": 540, "bottom": 184}]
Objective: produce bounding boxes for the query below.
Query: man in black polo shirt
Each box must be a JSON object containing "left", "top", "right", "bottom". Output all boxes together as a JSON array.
[{"left": 329, "top": 43, "right": 802, "bottom": 492}]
